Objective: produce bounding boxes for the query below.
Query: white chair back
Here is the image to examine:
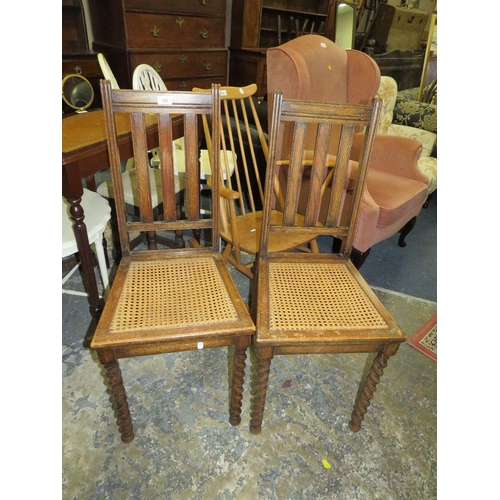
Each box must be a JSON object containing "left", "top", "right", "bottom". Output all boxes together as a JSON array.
[
  {"left": 132, "top": 64, "right": 167, "bottom": 91},
  {"left": 97, "top": 53, "right": 120, "bottom": 90}
]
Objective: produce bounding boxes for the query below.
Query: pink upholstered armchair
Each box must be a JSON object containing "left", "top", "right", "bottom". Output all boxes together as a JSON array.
[{"left": 266, "top": 35, "right": 429, "bottom": 268}]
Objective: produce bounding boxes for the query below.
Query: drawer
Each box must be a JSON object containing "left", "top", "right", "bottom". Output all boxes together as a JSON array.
[
  {"left": 125, "top": 0, "right": 226, "bottom": 17},
  {"left": 163, "top": 75, "right": 227, "bottom": 92},
  {"left": 125, "top": 12, "right": 226, "bottom": 49},
  {"left": 129, "top": 50, "right": 228, "bottom": 79},
  {"left": 62, "top": 57, "right": 102, "bottom": 79}
]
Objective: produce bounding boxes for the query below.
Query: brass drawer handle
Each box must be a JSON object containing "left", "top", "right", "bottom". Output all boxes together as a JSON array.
[
  {"left": 200, "top": 28, "right": 209, "bottom": 39},
  {"left": 179, "top": 81, "right": 187, "bottom": 89},
  {"left": 200, "top": 0, "right": 209, "bottom": 4},
  {"left": 152, "top": 63, "right": 162, "bottom": 73},
  {"left": 179, "top": 54, "right": 188, "bottom": 64},
  {"left": 150, "top": 26, "right": 160, "bottom": 37},
  {"left": 203, "top": 60, "right": 211, "bottom": 70},
  {"left": 175, "top": 17, "right": 185, "bottom": 27}
]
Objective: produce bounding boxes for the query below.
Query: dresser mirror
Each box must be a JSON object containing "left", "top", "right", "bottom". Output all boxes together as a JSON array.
[{"left": 62, "top": 74, "right": 94, "bottom": 113}]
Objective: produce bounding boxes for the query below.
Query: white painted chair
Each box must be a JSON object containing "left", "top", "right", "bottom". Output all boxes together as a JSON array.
[
  {"left": 97, "top": 53, "right": 120, "bottom": 90},
  {"left": 62, "top": 189, "right": 111, "bottom": 298},
  {"left": 132, "top": 63, "right": 167, "bottom": 92}
]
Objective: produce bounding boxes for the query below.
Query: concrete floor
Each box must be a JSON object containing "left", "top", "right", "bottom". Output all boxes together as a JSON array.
[{"left": 62, "top": 237, "right": 436, "bottom": 499}]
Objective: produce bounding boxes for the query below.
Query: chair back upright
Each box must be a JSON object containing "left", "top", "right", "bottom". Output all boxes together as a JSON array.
[
  {"left": 261, "top": 91, "right": 382, "bottom": 260},
  {"left": 97, "top": 53, "right": 120, "bottom": 90},
  {"left": 133, "top": 64, "right": 168, "bottom": 91},
  {"left": 100, "top": 79, "right": 221, "bottom": 257}
]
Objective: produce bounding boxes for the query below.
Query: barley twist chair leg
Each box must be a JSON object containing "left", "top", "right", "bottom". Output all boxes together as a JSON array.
[
  {"left": 103, "top": 361, "right": 135, "bottom": 443},
  {"left": 349, "top": 349, "right": 391, "bottom": 432},
  {"left": 229, "top": 339, "right": 249, "bottom": 426},
  {"left": 249, "top": 347, "right": 273, "bottom": 435}
]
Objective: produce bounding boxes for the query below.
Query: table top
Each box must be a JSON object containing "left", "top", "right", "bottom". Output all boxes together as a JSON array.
[{"left": 62, "top": 109, "right": 158, "bottom": 163}]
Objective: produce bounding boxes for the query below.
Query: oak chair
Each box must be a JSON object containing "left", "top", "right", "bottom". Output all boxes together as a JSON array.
[
  {"left": 91, "top": 81, "right": 255, "bottom": 443},
  {"left": 194, "top": 84, "right": 320, "bottom": 279},
  {"left": 96, "top": 58, "right": 186, "bottom": 253},
  {"left": 249, "top": 91, "right": 406, "bottom": 435}
]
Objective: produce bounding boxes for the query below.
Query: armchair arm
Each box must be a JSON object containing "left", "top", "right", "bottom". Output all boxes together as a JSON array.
[
  {"left": 206, "top": 175, "right": 240, "bottom": 200},
  {"left": 387, "top": 124, "right": 437, "bottom": 158},
  {"left": 352, "top": 189, "right": 381, "bottom": 254},
  {"left": 351, "top": 133, "right": 427, "bottom": 184}
]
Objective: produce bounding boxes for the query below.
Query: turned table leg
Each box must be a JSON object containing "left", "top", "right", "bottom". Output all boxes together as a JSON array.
[{"left": 68, "top": 195, "right": 103, "bottom": 318}]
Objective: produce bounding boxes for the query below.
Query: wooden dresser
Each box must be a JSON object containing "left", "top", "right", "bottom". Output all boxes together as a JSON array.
[
  {"left": 229, "top": 0, "right": 335, "bottom": 99},
  {"left": 62, "top": 0, "right": 102, "bottom": 114},
  {"left": 87, "top": 0, "right": 228, "bottom": 91}
]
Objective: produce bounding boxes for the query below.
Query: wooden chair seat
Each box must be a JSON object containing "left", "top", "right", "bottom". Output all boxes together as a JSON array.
[
  {"left": 221, "top": 210, "right": 318, "bottom": 257},
  {"left": 257, "top": 256, "right": 400, "bottom": 345},
  {"left": 93, "top": 250, "right": 252, "bottom": 355}
]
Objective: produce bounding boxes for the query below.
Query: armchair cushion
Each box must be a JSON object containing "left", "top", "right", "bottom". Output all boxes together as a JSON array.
[{"left": 392, "top": 98, "right": 437, "bottom": 134}]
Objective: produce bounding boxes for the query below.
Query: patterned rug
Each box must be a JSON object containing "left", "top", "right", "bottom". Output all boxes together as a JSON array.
[{"left": 407, "top": 313, "right": 437, "bottom": 361}]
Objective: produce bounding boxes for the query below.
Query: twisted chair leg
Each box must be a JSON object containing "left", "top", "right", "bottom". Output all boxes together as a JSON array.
[
  {"left": 249, "top": 347, "right": 273, "bottom": 435},
  {"left": 349, "top": 351, "right": 389, "bottom": 432},
  {"left": 103, "top": 361, "right": 134, "bottom": 443},
  {"left": 229, "top": 341, "right": 248, "bottom": 426}
]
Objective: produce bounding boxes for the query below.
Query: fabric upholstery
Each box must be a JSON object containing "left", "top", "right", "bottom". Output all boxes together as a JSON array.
[
  {"left": 377, "top": 76, "right": 437, "bottom": 194},
  {"left": 266, "top": 36, "right": 430, "bottom": 255}
]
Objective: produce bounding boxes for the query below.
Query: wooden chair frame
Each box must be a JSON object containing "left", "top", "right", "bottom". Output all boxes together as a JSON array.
[
  {"left": 249, "top": 91, "right": 406, "bottom": 435},
  {"left": 194, "top": 84, "right": 319, "bottom": 279},
  {"left": 91, "top": 81, "right": 255, "bottom": 443}
]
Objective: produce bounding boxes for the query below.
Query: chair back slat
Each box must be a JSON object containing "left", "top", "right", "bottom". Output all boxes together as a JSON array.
[
  {"left": 130, "top": 113, "right": 154, "bottom": 223},
  {"left": 261, "top": 91, "right": 381, "bottom": 259},
  {"left": 282, "top": 121, "right": 307, "bottom": 226},
  {"left": 157, "top": 113, "right": 176, "bottom": 222},
  {"left": 325, "top": 124, "right": 354, "bottom": 228},
  {"left": 303, "top": 122, "right": 331, "bottom": 226},
  {"left": 100, "top": 79, "right": 221, "bottom": 255},
  {"left": 183, "top": 113, "right": 202, "bottom": 222}
]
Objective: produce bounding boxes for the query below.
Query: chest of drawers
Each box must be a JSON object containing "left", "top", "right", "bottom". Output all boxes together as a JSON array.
[{"left": 87, "top": 0, "right": 228, "bottom": 91}]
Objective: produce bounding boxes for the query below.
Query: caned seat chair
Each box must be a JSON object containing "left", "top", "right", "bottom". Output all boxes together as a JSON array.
[
  {"left": 194, "top": 84, "right": 320, "bottom": 279},
  {"left": 249, "top": 91, "right": 406, "bottom": 435},
  {"left": 96, "top": 58, "right": 187, "bottom": 252},
  {"left": 62, "top": 188, "right": 111, "bottom": 299},
  {"left": 91, "top": 81, "right": 255, "bottom": 443}
]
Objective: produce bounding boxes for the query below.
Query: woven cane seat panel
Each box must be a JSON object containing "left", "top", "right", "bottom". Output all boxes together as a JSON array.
[
  {"left": 109, "top": 257, "right": 239, "bottom": 333},
  {"left": 268, "top": 262, "right": 388, "bottom": 332}
]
